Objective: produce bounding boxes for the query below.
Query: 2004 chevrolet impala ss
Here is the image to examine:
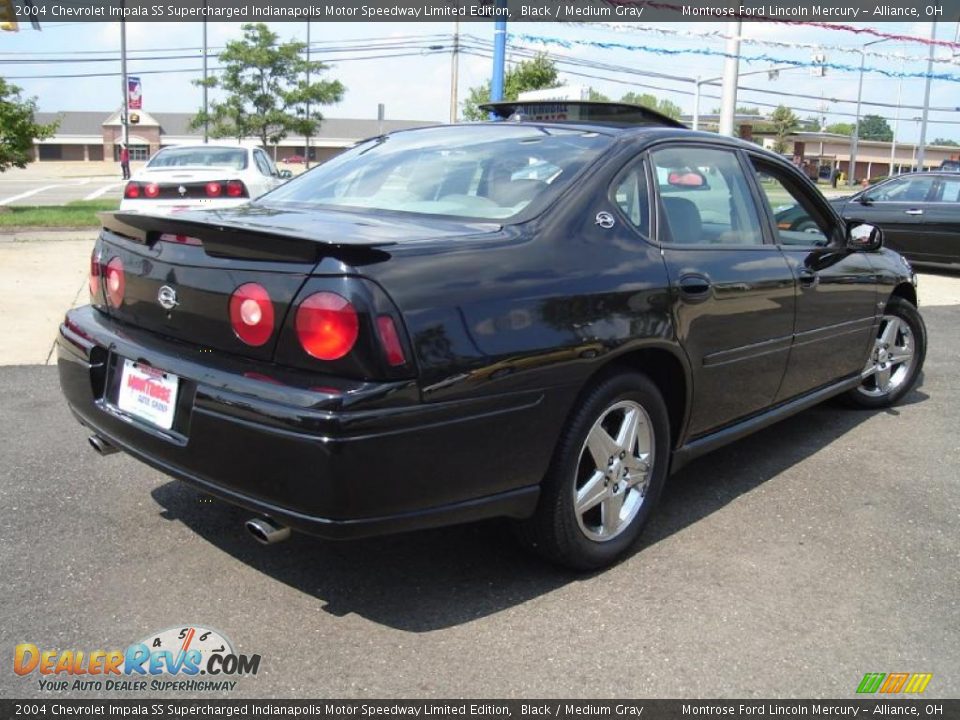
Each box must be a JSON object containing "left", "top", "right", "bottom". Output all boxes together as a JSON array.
[{"left": 58, "top": 102, "right": 926, "bottom": 569}]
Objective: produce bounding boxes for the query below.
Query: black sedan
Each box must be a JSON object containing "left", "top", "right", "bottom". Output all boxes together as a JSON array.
[
  {"left": 830, "top": 171, "right": 960, "bottom": 269},
  {"left": 58, "top": 102, "right": 926, "bottom": 570}
]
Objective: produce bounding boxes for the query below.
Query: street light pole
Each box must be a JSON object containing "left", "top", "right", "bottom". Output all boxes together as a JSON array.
[
  {"left": 449, "top": 21, "right": 459, "bottom": 124},
  {"left": 915, "top": 22, "right": 937, "bottom": 172},
  {"left": 120, "top": 19, "right": 129, "bottom": 148},
  {"left": 890, "top": 69, "right": 903, "bottom": 175},
  {"left": 693, "top": 76, "right": 701, "bottom": 131},
  {"left": 718, "top": 20, "right": 741, "bottom": 137},
  {"left": 849, "top": 38, "right": 888, "bottom": 186},
  {"left": 693, "top": 65, "right": 795, "bottom": 132},
  {"left": 202, "top": 16, "right": 208, "bottom": 144},
  {"left": 305, "top": 20, "right": 311, "bottom": 169}
]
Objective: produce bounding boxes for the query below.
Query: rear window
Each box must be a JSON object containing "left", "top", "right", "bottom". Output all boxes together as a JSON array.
[
  {"left": 148, "top": 147, "right": 248, "bottom": 170},
  {"left": 259, "top": 125, "right": 613, "bottom": 220}
]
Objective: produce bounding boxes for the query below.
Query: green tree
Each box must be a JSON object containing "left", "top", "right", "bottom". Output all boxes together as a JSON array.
[
  {"left": 587, "top": 88, "right": 611, "bottom": 102},
  {"left": 461, "top": 54, "right": 561, "bottom": 121},
  {"left": 770, "top": 105, "right": 800, "bottom": 153},
  {"left": 825, "top": 122, "right": 855, "bottom": 136},
  {"left": 621, "top": 92, "right": 682, "bottom": 121},
  {"left": 710, "top": 106, "right": 762, "bottom": 115},
  {"left": 0, "top": 79, "right": 57, "bottom": 172},
  {"left": 857, "top": 114, "right": 893, "bottom": 142},
  {"left": 932, "top": 138, "right": 960, "bottom": 147},
  {"left": 192, "top": 23, "right": 344, "bottom": 149},
  {"left": 803, "top": 116, "right": 822, "bottom": 132}
]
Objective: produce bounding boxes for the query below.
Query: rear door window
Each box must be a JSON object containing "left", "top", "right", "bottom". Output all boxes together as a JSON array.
[
  {"left": 866, "top": 176, "right": 936, "bottom": 202},
  {"left": 650, "top": 146, "right": 763, "bottom": 246}
]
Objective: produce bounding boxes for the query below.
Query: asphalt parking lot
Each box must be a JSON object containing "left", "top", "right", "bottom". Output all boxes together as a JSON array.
[
  {"left": 1, "top": 301, "right": 957, "bottom": 699},
  {"left": 0, "top": 177, "right": 124, "bottom": 206}
]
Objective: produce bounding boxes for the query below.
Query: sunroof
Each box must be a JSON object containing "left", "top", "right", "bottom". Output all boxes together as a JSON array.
[{"left": 479, "top": 101, "right": 686, "bottom": 129}]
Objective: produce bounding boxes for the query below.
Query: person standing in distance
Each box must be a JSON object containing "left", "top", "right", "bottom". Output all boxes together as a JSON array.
[{"left": 119, "top": 144, "right": 131, "bottom": 180}]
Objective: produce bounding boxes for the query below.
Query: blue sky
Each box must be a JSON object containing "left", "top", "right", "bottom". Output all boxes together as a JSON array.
[{"left": 2, "top": 20, "right": 959, "bottom": 144}]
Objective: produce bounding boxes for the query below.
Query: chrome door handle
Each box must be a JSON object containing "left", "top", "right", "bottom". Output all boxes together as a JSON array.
[{"left": 904, "top": 209, "right": 924, "bottom": 215}]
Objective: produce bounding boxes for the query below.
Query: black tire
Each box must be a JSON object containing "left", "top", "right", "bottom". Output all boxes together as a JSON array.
[
  {"left": 515, "top": 371, "right": 670, "bottom": 571},
  {"left": 844, "top": 296, "right": 926, "bottom": 409}
]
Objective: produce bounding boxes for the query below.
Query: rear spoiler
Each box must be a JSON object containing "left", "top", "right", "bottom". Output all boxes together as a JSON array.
[
  {"left": 480, "top": 101, "right": 685, "bottom": 129},
  {"left": 100, "top": 211, "right": 397, "bottom": 247},
  {"left": 98, "top": 210, "right": 396, "bottom": 264}
]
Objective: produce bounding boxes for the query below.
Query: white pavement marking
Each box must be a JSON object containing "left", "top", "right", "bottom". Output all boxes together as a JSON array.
[
  {"left": 0, "top": 185, "right": 63, "bottom": 206},
  {"left": 84, "top": 182, "right": 121, "bottom": 201}
]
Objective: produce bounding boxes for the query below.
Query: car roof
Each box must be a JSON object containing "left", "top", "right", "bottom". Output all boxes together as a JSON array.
[
  {"left": 878, "top": 171, "right": 956, "bottom": 180},
  {"left": 156, "top": 144, "right": 250, "bottom": 152}
]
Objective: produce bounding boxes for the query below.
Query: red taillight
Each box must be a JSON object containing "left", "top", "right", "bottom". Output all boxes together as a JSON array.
[
  {"left": 158, "top": 233, "right": 202, "bottom": 246},
  {"left": 376, "top": 315, "right": 406, "bottom": 367},
  {"left": 124, "top": 182, "right": 140, "bottom": 199},
  {"left": 89, "top": 251, "right": 100, "bottom": 299},
  {"left": 229, "top": 283, "right": 275, "bottom": 347},
  {"left": 105, "top": 257, "right": 124, "bottom": 307},
  {"left": 205, "top": 182, "right": 222, "bottom": 197},
  {"left": 295, "top": 292, "right": 359, "bottom": 361},
  {"left": 144, "top": 183, "right": 160, "bottom": 198},
  {"left": 226, "top": 180, "right": 246, "bottom": 198}
]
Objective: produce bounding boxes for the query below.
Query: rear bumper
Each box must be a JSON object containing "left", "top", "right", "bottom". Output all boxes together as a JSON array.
[{"left": 57, "top": 306, "right": 564, "bottom": 539}]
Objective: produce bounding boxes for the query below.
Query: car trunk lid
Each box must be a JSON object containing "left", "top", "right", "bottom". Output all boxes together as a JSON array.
[{"left": 95, "top": 207, "right": 497, "bottom": 363}]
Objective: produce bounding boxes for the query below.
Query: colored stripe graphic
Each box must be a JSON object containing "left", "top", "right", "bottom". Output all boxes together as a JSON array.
[
  {"left": 857, "top": 673, "right": 885, "bottom": 694},
  {"left": 904, "top": 674, "right": 933, "bottom": 694},
  {"left": 880, "top": 673, "right": 910, "bottom": 693},
  {"left": 857, "top": 672, "right": 933, "bottom": 694}
]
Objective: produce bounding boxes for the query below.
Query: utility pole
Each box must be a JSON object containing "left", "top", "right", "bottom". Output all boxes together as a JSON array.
[
  {"left": 202, "top": 17, "right": 208, "bottom": 143},
  {"left": 718, "top": 20, "right": 741, "bottom": 137},
  {"left": 120, "top": 19, "right": 129, "bottom": 148},
  {"left": 916, "top": 22, "right": 937, "bottom": 172},
  {"left": 449, "top": 21, "right": 460, "bottom": 124},
  {"left": 305, "top": 21, "right": 311, "bottom": 169}
]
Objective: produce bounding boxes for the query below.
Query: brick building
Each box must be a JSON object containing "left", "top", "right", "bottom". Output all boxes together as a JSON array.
[{"left": 31, "top": 110, "right": 435, "bottom": 164}]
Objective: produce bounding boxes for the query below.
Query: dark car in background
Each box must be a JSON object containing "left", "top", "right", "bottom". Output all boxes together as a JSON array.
[
  {"left": 830, "top": 171, "right": 960, "bottom": 269},
  {"left": 58, "top": 102, "right": 926, "bottom": 570}
]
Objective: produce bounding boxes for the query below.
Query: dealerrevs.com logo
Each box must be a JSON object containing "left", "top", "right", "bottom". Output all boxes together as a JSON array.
[{"left": 14, "top": 625, "right": 260, "bottom": 693}]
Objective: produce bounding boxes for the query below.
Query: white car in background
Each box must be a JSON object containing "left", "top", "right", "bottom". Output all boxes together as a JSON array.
[{"left": 120, "top": 145, "right": 291, "bottom": 215}]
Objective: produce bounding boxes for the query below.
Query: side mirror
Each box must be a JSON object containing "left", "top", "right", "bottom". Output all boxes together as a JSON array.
[
  {"left": 846, "top": 222, "right": 882, "bottom": 252},
  {"left": 856, "top": 194, "right": 874, "bottom": 206}
]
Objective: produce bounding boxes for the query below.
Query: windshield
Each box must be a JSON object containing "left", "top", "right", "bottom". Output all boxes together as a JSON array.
[
  {"left": 260, "top": 125, "right": 614, "bottom": 220},
  {"left": 148, "top": 147, "right": 248, "bottom": 170}
]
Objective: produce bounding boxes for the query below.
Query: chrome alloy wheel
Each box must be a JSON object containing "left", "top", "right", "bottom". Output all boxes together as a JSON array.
[
  {"left": 573, "top": 400, "right": 654, "bottom": 542},
  {"left": 859, "top": 314, "right": 915, "bottom": 398}
]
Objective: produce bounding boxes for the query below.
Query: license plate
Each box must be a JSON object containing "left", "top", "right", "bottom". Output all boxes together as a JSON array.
[{"left": 116, "top": 359, "right": 180, "bottom": 430}]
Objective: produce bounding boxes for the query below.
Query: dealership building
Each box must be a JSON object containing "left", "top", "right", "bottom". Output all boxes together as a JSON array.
[
  {"left": 31, "top": 109, "right": 959, "bottom": 182},
  {"left": 30, "top": 109, "right": 435, "bottom": 164}
]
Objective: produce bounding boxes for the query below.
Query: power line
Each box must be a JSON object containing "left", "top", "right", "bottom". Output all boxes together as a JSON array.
[
  {"left": 460, "top": 48, "right": 960, "bottom": 127},
  {"left": 2, "top": 49, "right": 450, "bottom": 80}
]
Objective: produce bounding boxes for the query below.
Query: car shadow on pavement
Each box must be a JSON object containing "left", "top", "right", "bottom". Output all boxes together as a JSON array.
[{"left": 150, "top": 387, "right": 928, "bottom": 633}]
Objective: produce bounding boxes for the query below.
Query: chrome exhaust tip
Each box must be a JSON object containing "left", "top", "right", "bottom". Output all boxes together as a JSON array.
[
  {"left": 88, "top": 434, "right": 119, "bottom": 456},
  {"left": 245, "top": 517, "right": 291, "bottom": 545}
]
